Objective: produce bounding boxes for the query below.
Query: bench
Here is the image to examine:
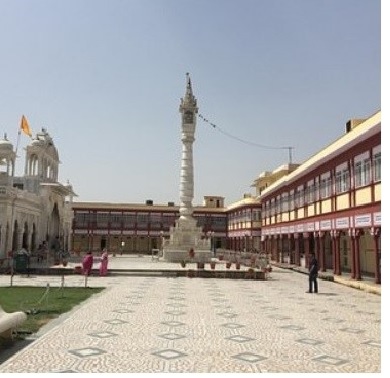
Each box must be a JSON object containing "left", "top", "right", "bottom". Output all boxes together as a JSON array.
[{"left": 0, "top": 305, "right": 28, "bottom": 339}]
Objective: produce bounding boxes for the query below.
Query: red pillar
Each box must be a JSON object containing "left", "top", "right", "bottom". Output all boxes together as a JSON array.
[
  {"left": 313, "top": 232, "right": 319, "bottom": 263},
  {"left": 334, "top": 231, "right": 341, "bottom": 275},
  {"left": 288, "top": 234, "right": 292, "bottom": 264},
  {"left": 303, "top": 232, "right": 310, "bottom": 269},
  {"left": 354, "top": 230, "right": 362, "bottom": 280},
  {"left": 371, "top": 228, "right": 381, "bottom": 284},
  {"left": 331, "top": 231, "right": 336, "bottom": 274},
  {"left": 275, "top": 236, "right": 281, "bottom": 263},
  {"left": 318, "top": 232, "right": 326, "bottom": 272},
  {"left": 294, "top": 235, "right": 300, "bottom": 266},
  {"left": 350, "top": 229, "right": 356, "bottom": 279}
]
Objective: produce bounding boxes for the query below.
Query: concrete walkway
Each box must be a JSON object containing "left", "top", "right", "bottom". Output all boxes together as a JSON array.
[{"left": 0, "top": 255, "right": 382, "bottom": 373}]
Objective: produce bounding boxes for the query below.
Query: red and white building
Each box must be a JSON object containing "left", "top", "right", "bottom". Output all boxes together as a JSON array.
[{"left": 259, "top": 110, "right": 381, "bottom": 284}]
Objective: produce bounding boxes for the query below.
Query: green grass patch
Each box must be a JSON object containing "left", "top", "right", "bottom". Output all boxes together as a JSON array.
[{"left": 0, "top": 286, "right": 104, "bottom": 336}]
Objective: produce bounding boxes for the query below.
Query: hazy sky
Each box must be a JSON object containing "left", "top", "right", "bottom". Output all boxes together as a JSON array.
[{"left": 0, "top": 0, "right": 381, "bottom": 206}]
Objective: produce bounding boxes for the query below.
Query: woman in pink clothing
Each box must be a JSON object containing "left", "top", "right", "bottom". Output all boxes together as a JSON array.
[
  {"left": 82, "top": 251, "right": 93, "bottom": 275},
  {"left": 99, "top": 249, "right": 109, "bottom": 276}
]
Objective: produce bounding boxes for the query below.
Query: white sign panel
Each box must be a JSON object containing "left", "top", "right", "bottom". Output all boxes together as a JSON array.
[
  {"left": 306, "top": 223, "right": 315, "bottom": 232},
  {"left": 122, "top": 230, "right": 135, "bottom": 235},
  {"left": 355, "top": 214, "right": 372, "bottom": 227},
  {"left": 335, "top": 217, "right": 349, "bottom": 229},
  {"left": 320, "top": 220, "right": 332, "bottom": 230},
  {"left": 92, "top": 230, "right": 107, "bottom": 235},
  {"left": 73, "top": 230, "right": 88, "bottom": 235},
  {"left": 373, "top": 212, "right": 381, "bottom": 225}
]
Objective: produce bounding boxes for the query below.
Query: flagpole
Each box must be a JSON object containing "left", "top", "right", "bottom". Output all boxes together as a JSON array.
[
  {"left": 15, "top": 129, "right": 21, "bottom": 156},
  {"left": 16, "top": 114, "right": 32, "bottom": 155},
  {"left": 9, "top": 124, "right": 21, "bottom": 275}
]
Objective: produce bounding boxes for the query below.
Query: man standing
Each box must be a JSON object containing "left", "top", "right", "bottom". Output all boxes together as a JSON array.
[{"left": 307, "top": 252, "right": 319, "bottom": 293}]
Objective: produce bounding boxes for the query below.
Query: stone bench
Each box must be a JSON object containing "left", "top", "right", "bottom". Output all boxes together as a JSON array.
[{"left": 0, "top": 305, "right": 28, "bottom": 339}]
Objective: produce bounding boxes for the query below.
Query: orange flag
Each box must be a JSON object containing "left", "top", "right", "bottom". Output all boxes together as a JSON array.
[{"left": 20, "top": 115, "right": 32, "bottom": 137}]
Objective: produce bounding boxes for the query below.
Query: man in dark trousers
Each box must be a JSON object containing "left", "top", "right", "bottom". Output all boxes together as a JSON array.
[{"left": 307, "top": 252, "right": 319, "bottom": 293}]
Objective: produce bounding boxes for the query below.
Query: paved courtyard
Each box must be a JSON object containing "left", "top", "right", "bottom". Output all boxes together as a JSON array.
[{"left": 0, "top": 256, "right": 382, "bottom": 373}]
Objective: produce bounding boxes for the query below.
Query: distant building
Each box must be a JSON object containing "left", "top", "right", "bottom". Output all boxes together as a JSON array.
[
  {"left": 71, "top": 197, "right": 227, "bottom": 254},
  {"left": 225, "top": 194, "right": 262, "bottom": 252}
]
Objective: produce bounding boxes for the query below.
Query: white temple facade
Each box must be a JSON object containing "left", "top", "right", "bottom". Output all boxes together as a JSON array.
[{"left": 0, "top": 129, "right": 75, "bottom": 259}]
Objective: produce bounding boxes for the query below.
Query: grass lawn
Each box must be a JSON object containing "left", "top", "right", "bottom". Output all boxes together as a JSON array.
[{"left": 0, "top": 286, "right": 104, "bottom": 337}]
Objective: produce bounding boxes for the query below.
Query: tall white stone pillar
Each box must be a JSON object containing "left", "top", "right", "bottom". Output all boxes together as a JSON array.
[
  {"left": 179, "top": 73, "right": 196, "bottom": 220},
  {"left": 162, "top": 74, "right": 211, "bottom": 262}
]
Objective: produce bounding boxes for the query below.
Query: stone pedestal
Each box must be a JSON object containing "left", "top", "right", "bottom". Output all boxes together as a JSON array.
[{"left": 162, "top": 217, "right": 212, "bottom": 263}]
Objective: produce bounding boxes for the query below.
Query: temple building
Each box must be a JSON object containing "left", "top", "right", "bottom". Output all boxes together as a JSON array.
[{"left": 0, "top": 128, "right": 75, "bottom": 259}]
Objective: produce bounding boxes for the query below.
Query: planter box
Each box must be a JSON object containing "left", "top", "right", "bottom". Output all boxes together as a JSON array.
[{"left": 187, "top": 269, "right": 196, "bottom": 278}]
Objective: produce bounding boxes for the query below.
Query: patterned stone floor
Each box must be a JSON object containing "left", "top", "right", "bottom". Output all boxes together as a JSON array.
[{"left": 0, "top": 262, "right": 382, "bottom": 373}]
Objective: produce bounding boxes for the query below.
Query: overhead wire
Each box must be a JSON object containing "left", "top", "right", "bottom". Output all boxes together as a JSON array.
[{"left": 198, "top": 113, "right": 294, "bottom": 163}]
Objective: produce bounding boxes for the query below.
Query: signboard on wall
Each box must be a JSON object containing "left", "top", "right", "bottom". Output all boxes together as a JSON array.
[
  {"left": 355, "top": 214, "right": 371, "bottom": 227},
  {"left": 335, "top": 217, "right": 349, "bottom": 229}
]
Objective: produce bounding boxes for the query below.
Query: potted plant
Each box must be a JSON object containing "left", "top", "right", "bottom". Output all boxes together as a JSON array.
[
  {"left": 197, "top": 262, "right": 205, "bottom": 269},
  {"left": 210, "top": 261, "right": 216, "bottom": 269},
  {"left": 187, "top": 269, "right": 195, "bottom": 278},
  {"left": 180, "top": 260, "right": 186, "bottom": 268},
  {"left": 74, "top": 265, "right": 82, "bottom": 274},
  {"left": 218, "top": 254, "right": 224, "bottom": 261},
  {"left": 226, "top": 261, "right": 232, "bottom": 269},
  {"left": 235, "top": 262, "right": 241, "bottom": 270},
  {"left": 246, "top": 267, "right": 255, "bottom": 278}
]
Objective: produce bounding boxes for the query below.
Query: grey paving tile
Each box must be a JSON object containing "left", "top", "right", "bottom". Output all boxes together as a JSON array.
[{"left": 0, "top": 260, "right": 381, "bottom": 373}]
